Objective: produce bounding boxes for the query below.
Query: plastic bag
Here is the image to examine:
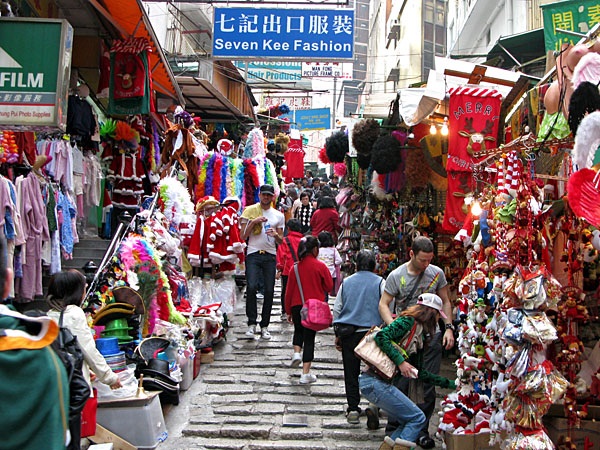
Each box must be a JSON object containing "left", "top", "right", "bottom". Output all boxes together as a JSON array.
[{"left": 94, "top": 366, "right": 138, "bottom": 400}]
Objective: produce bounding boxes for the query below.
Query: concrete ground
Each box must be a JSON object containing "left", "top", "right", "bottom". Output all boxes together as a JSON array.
[{"left": 158, "top": 281, "right": 456, "bottom": 449}]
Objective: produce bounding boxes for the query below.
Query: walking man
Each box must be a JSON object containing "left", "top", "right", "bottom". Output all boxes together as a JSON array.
[
  {"left": 378, "top": 236, "right": 455, "bottom": 449},
  {"left": 240, "top": 184, "right": 284, "bottom": 339}
]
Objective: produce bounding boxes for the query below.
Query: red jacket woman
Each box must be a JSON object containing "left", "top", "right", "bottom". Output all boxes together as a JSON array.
[
  {"left": 310, "top": 196, "right": 341, "bottom": 243},
  {"left": 284, "top": 236, "right": 333, "bottom": 384}
]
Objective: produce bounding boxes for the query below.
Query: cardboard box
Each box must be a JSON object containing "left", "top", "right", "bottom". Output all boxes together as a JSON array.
[
  {"left": 547, "top": 403, "right": 600, "bottom": 420},
  {"left": 543, "top": 416, "right": 600, "bottom": 447},
  {"left": 444, "top": 432, "right": 501, "bottom": 450}
]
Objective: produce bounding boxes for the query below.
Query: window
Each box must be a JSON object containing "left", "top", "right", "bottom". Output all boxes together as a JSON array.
[{"left": 422, "top": 0, "right": 446, "bottom": 75}]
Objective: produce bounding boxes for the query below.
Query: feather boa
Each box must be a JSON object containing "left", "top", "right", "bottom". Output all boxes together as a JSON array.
[
  {"left": 220, "top": 156, "right": 229, "bottom": 200},
  {"left": 205, "top": 153, "right": 216, "bottom": 196},
  {"left": 244, "top": 159, "right": 260, "bottom": 205},
  {"left": 265, "top": 158, "right": 279, "bottom": 197},
  {"left": 244, "top": 128, "right": 264, "bottom": 158},
  {"left": 573, "top": 111, "right": 600, "bottom": 169},
  {"left": 233, "top": 159, "right": 246, "bottom": 206},
  {"left": 196, "top": 152, "right": 212, "bottom": 199},
  {"left": 158, "top": 177, "right": 194, "bottom": 226},
  {"left": 253, "top": 156, "right": 266, "bottom": 190},
  {"left": 212, "top": 155, "right": 223, "bottom": 200}
]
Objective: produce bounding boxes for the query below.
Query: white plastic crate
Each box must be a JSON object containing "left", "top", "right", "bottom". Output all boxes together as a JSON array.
[{"left": 96, "top": 393, "right": 168, "bottom": 450}]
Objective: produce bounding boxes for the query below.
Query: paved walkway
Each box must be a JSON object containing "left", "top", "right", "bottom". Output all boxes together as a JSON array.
[{"left": 161, "top": 281, "right": 455, "bottom": 449}]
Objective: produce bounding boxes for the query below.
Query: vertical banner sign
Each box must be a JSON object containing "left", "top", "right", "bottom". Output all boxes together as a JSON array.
[
  {"left": 443, "top": 86, "right": 502, "bottom": 233},
  {"left": 541, "top": 0, "right": 600, "bottom": 52},
  {"left": 446, "top": 86, "right": 503, "bottom": 172},
  {"left": 213, "top": 8, "right": 354, "bottom": 60},
  {"left": 0, "top": 18, "right": 73, "bottom": 130}
]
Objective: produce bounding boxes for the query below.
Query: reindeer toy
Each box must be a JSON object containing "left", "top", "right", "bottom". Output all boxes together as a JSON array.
[{"left": 459, "top": 118, "right": 496, "bottom": 156}]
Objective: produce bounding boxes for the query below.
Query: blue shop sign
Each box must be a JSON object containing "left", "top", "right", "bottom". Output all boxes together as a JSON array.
[
  {"left": 213, "top": 8, "right": 354, "bottom": 60},
  {"left": 281, "top": 108, "right": 331, "bottom": 130}
]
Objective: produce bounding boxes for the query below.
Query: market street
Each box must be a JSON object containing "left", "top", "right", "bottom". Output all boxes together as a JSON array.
[{"left": 161, "top": 281, "right": 455, "bottom": 450}]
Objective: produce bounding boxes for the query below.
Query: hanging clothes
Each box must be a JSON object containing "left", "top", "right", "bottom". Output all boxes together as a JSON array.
[{"left": 16, "top": 173, "right": 49, "bottom": 301}]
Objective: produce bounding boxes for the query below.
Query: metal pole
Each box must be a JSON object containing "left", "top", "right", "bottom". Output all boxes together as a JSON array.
[{"left": 332, "top": 76, "right": 337, "bottom": 129}]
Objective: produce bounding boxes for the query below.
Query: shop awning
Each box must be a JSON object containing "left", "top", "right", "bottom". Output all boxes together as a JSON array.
[
  {"left": 89, "top": 0, "right": 184, "bottom": 104},
  {"left": 176, "top": 76, "right": 256, "bottom": 124},
  {"left": 361, "top": 92, "right": 397, "bottom": 119},
  {"left": 486, "top": 29, "right": 545, "bottom": 71}
]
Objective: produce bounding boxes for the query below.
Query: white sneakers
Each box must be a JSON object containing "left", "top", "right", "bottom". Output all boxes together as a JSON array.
[
  {"left": 383, "top": 436, "right": 417, "bottom": 448},
  {"left": 299, "top": 373, "right": 317, "bottom": 384},
  {"left": 291, "top": 352, "right": 302, "bottom": 367},
  {"left": 260, "top": 327, "right": 271, "bottom": 340},
  {"left": 245, "top": 325, "right": 256, "bottom": 338},
  {"left": 244, "top": 325, "right": 272, "bottom": 339}
]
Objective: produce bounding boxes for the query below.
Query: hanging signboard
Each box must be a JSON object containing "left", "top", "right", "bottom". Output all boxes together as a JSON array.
[
  {"left": 263, "top": 96, "right": 312, "bottom": 110},
  {"left": 0, "top": 18, "right": 73, "bottom": 131},
  {"left": 301, "top": 62, "right": 353, "bottom": 79},
  {"left": 280, "top": 108, "right": 331, "bottom": 130},
  {"left": 541, "top": 0, "right": 600, "bottom": 51},
  {"left": 213, "top": 8, "right": 354, "bottom": 60}
]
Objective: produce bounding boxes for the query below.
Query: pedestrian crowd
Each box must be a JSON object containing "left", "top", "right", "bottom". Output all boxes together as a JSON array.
[{"left": 240, "top": 172, "right": 456, "bottom": 450}]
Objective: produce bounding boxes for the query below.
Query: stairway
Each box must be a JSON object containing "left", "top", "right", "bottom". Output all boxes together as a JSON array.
[{"left": 61, "top": 229, "right": 112, "bottom": 272}]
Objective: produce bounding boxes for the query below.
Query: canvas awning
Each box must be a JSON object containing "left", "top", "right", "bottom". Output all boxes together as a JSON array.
[
  {"left": 88, "top": 0, "right": 184, "bottom": 104},
  {"left": 177, "top": 76, "right": 255, "bottom": 124},
  {"left": 486, "top": 28, "right": 545, "bottom": 71}
]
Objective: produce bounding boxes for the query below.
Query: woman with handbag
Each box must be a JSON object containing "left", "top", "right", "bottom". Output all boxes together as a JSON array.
[
  {"left": 284, "top": 236, "right": 333, "bottom": 384},
  {"left": 332, "top": 250, "right": 385, "bottom": 425},
  {"left": 317, "top": 231, "right": 343, "bottom": 297},
  {"left": 358, "top": 294, "right": 456, "bottom": 450}
]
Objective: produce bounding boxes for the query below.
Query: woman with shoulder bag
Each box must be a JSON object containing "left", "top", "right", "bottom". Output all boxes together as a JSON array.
[
  {"left": 284, "top": 236, "right": 333, "bottom": 384},
  {"left": 332, "top": 250, "right": 385, "bottom": 425},
  {"left": 358, "top": 294, "right": 456, "bottom": 450}
]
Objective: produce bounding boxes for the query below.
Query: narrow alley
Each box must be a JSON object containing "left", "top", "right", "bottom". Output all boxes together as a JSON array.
[{"left": 160, "top": 282, "right": 455, "bottom": 450}]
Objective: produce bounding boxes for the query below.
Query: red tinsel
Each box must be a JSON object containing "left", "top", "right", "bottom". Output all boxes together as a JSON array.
[{"left": 319, "top": 147, "right": 331, "bottom": 164}]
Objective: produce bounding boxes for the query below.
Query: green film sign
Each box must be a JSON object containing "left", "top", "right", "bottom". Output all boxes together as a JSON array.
[
  {"left": 542, "top": 0, "right": 600, "bottom": 51},
  {"left": 0, "top": 18, "right": 73, "bottom": 130}
]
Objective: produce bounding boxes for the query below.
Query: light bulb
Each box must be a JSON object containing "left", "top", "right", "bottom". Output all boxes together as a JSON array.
[
  {"left": 471, "top": 200, "right": 482, "bottom": 216},
  {"left": 441, "top": 118, "right": 449, "bottom": 136},
  {"left": 430, "top": 124, "right": 437, "bottom": 135}
]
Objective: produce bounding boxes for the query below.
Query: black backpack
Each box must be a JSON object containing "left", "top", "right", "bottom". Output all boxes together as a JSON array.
[{"left": 51, "top": 310, "right": 91, "bottom": 419}]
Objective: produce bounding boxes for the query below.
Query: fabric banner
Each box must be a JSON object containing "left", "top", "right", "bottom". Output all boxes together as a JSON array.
[
  {"left": 442, "top": 170, "right": 476, "bottom": 233},
  {"left": 108, "top": 37, "right": 152, "bottom": 115},
  {"left": 446, "top": 87, "right": 503, "bottom": 172}
]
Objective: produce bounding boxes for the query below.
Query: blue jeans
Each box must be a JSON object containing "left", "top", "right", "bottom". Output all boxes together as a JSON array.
[
  {"left": 359, "top": 372, "right": 425, "bottom": 443},
  {"left": 245, "top": 251, "right": 276, "bottom": 328}
]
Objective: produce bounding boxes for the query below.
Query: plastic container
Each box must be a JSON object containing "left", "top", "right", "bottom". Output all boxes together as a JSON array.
[
  {"left": 178, "top": 357, "right": 193, "bottom": 391},
  {"left": 96, "top": 393, "right": 168, "bottom": 449},
  {"left": 95, "top": 337, "right": 120, "bottom": 356}
]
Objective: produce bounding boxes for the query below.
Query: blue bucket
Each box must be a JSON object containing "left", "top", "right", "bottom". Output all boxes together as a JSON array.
[{"left": 96, "top": 337, "right": 120, "bottom": 356}]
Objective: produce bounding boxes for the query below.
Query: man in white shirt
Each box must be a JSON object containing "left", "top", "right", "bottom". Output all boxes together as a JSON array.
[{"left": 240, "top": 184, "right": 284, "bottom": 339}]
